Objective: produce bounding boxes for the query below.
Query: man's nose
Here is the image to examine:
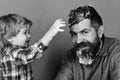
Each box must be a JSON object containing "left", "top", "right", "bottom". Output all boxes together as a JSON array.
[{"left": 76, "top": 34, "right": 83, "bottom": 43}]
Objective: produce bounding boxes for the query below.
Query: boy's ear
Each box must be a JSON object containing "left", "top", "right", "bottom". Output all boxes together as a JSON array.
[{"left": 98, "top": 26, "right": 104, "bottom": 38}]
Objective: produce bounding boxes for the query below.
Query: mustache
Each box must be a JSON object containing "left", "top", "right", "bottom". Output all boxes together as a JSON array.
[
  {"left": 73, "top": 42, "right": 94, "bottom": 59},
  {"left": 73, "top": 42, "right": 92, "bottom": 51}
]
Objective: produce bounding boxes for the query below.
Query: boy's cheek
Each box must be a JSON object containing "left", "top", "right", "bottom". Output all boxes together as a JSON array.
[{"left": 23, "top": 41, "right": 30, "bottom": 48}]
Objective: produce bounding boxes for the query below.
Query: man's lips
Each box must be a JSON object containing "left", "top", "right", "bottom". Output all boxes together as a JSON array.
[
  {"left": 76, "top": 46, "right": 92, "bottom": 58},
  {"left": 76, "top": 47, "right": 88, "bottom": 57},
  {"left": 76, "top": 46, "right": 89, "bottom": 51}
]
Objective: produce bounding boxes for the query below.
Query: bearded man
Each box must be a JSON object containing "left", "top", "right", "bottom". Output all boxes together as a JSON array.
[{"left": 55, "top": 5, "right": 120, "bottom": 80}]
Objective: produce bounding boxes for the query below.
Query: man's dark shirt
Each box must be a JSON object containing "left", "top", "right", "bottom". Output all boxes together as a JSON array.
[{"left": 55, "top": 36, "right": 120, "bottom": 80}]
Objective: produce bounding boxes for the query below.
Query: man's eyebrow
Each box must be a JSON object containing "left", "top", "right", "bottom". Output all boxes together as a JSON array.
[
  {"left": 77, "top": 28, "right": 89, "bottom": 33},
  {"left": 80, "top": 29, "right": 89, "bottom": 32},
  {"left": 70, "top": 28, "right": 89, "bottom": 34},
  {"left": 69, "top": 31, "right": 77, "bottom": 35}
]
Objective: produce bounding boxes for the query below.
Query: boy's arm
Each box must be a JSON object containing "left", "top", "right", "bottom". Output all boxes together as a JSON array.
[
  {"left": 0, "top": 42, "right": 46, "bottom": 65},
  {"left": 40, "top": 19, "right": 65, "bottom": 46},
  {"left": 12, "top": 19, "right": 66, "bottom": 65}
]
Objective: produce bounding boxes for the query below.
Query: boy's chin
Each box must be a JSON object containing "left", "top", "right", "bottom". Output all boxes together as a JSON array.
[{"left": 22, "top": 43, "right": 29, "bottom": 48}]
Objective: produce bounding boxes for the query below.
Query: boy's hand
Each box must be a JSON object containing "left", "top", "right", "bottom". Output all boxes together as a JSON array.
[
  {"left": 49, "top": 19, "right": 66, "bottom": 36},
  {"left": 40, "top": 19, "right": 66, "bottom": 46}
]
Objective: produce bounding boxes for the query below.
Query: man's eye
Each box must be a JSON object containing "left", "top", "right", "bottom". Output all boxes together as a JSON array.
[
  {"left": 82, "top": 31, "right": 89, "bottom": 35},
  {"left": 70, "top": 31, "right": 76, "bottom": 36}
]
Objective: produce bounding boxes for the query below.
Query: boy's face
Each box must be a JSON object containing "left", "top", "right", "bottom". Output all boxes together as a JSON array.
[{"left": 8, "top": 27, "right": 31, "bottom": 48}]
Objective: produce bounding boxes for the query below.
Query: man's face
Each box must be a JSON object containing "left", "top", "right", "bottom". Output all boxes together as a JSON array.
[{"left": 70, "top": 19, "right": 100, "bottom": 60}]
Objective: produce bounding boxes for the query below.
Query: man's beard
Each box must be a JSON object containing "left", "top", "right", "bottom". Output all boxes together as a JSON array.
[{"left": 73, "top": 36, "right": 101, "bottom": 64}]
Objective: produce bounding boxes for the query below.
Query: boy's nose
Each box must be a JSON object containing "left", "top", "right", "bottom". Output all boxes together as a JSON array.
[{"left": 27, "top": 34, "right": 31, "bottom": 38}]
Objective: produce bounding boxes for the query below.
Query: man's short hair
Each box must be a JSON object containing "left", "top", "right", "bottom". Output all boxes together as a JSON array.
[{"left": 68, "top": 5, "right": 103, "bottom": 31}]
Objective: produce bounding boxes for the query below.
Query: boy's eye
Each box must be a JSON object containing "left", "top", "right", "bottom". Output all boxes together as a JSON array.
[
  {"left": 24, "top": 30, "right": 30, "bottom": 34},
  {"left": 24, "top": 31, "right": 29, "bottom": 34},
  {"left": 24, "top": 31, "right": 27, "bottom": 34}
]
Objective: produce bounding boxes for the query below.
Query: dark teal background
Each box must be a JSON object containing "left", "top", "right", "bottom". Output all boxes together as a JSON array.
[{"left": 0, "top": 0, "right": 120, "bottom": 80}]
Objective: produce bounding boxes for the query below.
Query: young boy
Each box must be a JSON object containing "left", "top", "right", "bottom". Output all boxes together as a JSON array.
[{"left": 0, "top": 14, "right": 65, "bottom": 80}]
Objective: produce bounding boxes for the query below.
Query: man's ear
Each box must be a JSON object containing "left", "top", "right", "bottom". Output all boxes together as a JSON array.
[
  {"left": 98, "top": 26, "right": 104, "bottom": 38},
  {"left": 8, "top": 37, "right": 14, "bottom": 44}
]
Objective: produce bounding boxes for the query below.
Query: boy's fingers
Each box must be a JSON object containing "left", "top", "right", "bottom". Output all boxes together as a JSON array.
[
  {"left": 59, "top": 20, "right": 65, "bottom": 23},
  {"left": 57, "top": 18, "right": 64, "bottom": 21},
  {"left": 55, "top": 19, "right": 62, "bottom": 23},
  {"left": 57, "top": 18, "right": 62, "bottom": 20},
  {"left": 56, "top": 19, "right": 65, "bottom": 23},
  {"left": 58, "top": 24, "right": 66, "bottom": 28},
  {"left": 58, "top": 29, "right": 65, "bottom": 32}
]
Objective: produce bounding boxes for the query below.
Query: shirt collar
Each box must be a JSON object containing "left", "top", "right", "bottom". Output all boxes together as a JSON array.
[{"left": 95, "top": 35, "right": 109, "bottom": 57}]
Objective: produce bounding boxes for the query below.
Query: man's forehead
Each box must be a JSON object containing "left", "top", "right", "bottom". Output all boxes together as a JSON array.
[{"left": 71, "top": 19, "right": 91, "bottom": 32}]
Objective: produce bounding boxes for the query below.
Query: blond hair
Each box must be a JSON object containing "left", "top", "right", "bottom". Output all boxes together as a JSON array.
[{"left": 0, "top": 13, "right": 32, "bottom": 56}]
